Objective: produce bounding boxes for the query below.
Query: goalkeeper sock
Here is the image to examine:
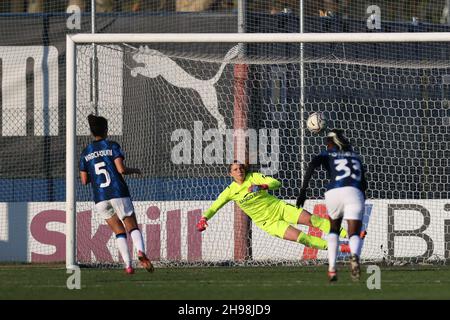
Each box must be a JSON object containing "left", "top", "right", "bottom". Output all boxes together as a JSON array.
[
  {"left": 310, "top": 215, "right": 348, "bottom": 238},
  {"left": 116, "top": 233, "right": 131, "bottom": 268},
  {"left": 130, "top": 228, "right": 145, "bottom": 253},
  {"left": 339, "top": 227, "right": 348, "bottom": 238},
  {"left": 327, "top": 232, "right": 339, "bottom": 272},
  {"left": 310, "top": 214, "right": 331, "bottom": 233},
  {"left": 297, "top": 232, "right": 328, "bottom": 250},
  {"left": 349, "top": 234, "right": 362, "bottom": 256}
]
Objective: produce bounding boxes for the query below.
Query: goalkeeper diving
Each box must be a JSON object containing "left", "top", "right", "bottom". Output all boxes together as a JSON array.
[{"left": 196, "top": 161, "right": 350, "bottom": 251}]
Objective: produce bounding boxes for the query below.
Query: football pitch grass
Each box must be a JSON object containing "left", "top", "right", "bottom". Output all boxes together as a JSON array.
[{"left": 1, "top": 264, "right": 450, "bottom": 300}]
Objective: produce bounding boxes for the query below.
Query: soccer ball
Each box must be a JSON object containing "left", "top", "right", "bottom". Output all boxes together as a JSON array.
[{"left": 306, "top": 112, "right": 327, "bottom": 133}]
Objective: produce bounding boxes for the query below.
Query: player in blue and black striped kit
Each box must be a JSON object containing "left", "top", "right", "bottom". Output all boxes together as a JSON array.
[
  {"left": 297, "top": 129, "right": 368, "bottom": 282},
  {"left": 80, "top": 114, "right": 154, "bottom": 274}
]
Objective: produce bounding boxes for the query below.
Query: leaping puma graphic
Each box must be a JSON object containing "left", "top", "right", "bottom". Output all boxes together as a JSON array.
[{"left": 131, "top": 45, "right": 240, "bottom": 133}]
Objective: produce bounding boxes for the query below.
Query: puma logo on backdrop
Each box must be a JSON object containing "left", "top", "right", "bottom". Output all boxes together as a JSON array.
[{"left": 131, "top": 45, "right": 240, "bottom": 133}]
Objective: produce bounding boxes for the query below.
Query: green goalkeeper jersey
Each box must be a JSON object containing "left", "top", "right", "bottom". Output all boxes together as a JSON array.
[{"left": 203, "top": 172, "right": 282, "bottom": 223}]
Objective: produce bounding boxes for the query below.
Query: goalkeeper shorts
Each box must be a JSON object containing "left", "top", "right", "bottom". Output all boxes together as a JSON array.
[
  {"left": 255, "top": 202, "right": 303, "bottom": 239},
  {"left": 94, "top": 197, "right": 135, "bottom": 221}
]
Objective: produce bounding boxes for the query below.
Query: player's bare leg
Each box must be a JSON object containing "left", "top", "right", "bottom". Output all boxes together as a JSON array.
[
  {"left": 123, "top": 214, "right": 154, "bottom": 272},
  {"left": 298, "top": 209, "right": 347, "bottom": 238},
  {"left": 106, "top": 214, "right": 133, "bottom": 274},
  {"left": 347, "top": 219, "right": 363, "bottom": 281}
]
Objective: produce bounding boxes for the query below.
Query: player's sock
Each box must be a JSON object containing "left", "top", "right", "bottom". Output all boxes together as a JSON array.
[
  {"left": 327, "top": 232, "right": 339, "bottom": 272},
  {"left": 116, "top": 233, "right": 131, "bottom": 268},
  {"left": 349, "top": 233, "right": 362, "bottom": 256},
  {"left": 129, "top": 228, "right": 145, "bottom": 253},
  {"left": 297, "top": 232, "right": 328, "bottom": 250},
  {"left": 310, "top": 215, "right": 348, "bottom": 238}
]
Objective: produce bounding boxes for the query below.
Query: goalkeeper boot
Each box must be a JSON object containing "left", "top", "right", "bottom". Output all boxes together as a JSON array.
[
  {"left": 350, "top": 254, "right": 361, "bottom": 281},
  {"left": 328, "top": 270, "right": 338, "bottom": 282},
  {"left": 125, "top": 266, "right": 134, "bottom": 275},
  {"left": 138, "top": 250, "right": 154, "bottom": 273}
]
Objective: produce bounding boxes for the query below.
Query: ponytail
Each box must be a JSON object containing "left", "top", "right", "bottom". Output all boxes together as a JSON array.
[{"left": 326, "top": 129, "right": 351, "bottom": 151}]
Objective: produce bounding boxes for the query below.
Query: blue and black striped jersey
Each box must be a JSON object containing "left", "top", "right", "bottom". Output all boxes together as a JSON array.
[
  {"left": 79, "top": 139, "right": 130, "bottom": 203},
  {"left": 309, "top": 146, "right": 366, "bottom": 192}
]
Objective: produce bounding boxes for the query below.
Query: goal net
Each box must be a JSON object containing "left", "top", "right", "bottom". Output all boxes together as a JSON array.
[{"left": 67, "top": 33, "right": 450, "bottom": 268}]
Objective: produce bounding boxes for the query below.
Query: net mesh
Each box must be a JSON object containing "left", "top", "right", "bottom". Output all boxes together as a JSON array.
[
  {"left": 72, "top": 41, "right": 449, "bottom": 267},
  {"left": 1, "top": 1, "right": 450, "bottom": 266}
]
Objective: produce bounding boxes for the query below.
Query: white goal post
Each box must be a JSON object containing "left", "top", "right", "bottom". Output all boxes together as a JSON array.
[{"left": 66, "top": 33, "right": 450, "bottom": 270}]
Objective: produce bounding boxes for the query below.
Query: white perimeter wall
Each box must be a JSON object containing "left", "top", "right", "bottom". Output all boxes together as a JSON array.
[{"left": 0, "top": 200, "right": 449, "bottom": 263}]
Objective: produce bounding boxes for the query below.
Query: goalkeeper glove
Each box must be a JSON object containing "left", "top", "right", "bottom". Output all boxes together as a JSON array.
[
  {"left": 296, "top": 189, "right": 307, "bottom": 208},
  {"left": 248, "top": 184, "right": 269, "bottom": 193},
  {"left": 196, "top": 217, "right": 208, "bottom": 232}
]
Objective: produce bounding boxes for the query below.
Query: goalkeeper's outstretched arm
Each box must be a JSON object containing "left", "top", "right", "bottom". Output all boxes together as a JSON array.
[
  {"left": 197, "top": 187, "right": 231, "bottom": 232},
  {"left": 250, "top": 172, "right": 282, "bottom": 191}
]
